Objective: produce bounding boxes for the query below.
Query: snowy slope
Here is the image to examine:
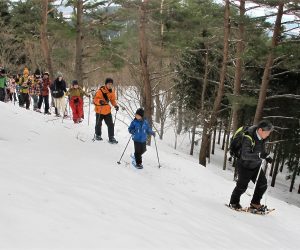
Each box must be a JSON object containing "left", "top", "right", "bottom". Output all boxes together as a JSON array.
[{"left": 0, "top": 102, "right": 299, "bottom": 250}]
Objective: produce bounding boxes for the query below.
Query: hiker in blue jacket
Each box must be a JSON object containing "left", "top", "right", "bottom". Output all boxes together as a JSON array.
[{"left": 128, "top": 108, "right": 155, "bottom": 168}]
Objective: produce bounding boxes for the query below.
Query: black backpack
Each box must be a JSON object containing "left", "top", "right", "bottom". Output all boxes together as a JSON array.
[{"left": 229, "top": 126, "right": 255, "bottom": 158}]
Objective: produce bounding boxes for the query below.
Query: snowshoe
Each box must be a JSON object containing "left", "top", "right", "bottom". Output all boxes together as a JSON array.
[{"left": 130, "top": 154, "right": 143, "bottom": 169}]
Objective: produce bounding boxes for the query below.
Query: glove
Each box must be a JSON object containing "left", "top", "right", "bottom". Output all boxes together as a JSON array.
[
  {"left": 115, "top": 105, "right": 119, "bottom": 111},
  {"left": 152, "top": 132, "right": 155, "bottom": 137},
  {"left": 129, "top": 129, "right": 135, "bottom": 135},
  {"left": 100, "top": 100, "right": 106, "bottom": 105},
  {"left": 260, "top": 152, "right": 269, "bottom": 159},
  {"left": 266, "top": 156, "right": 273, "bottom": 164}
]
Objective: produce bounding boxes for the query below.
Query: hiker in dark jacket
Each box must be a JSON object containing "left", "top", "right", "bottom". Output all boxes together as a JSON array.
[
  {"left": 229, "top": 120, "right": 273, "bottom": 211},
  {"left": 50, "top": 72, "right": 67, "bottom": 117},
  {"left": 37, "top": 72, "right": 51, "bottom": 114}
]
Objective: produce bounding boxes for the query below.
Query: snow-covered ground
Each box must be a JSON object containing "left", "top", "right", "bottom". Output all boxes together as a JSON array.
[{"left": 1, "top": 101, "right": 299, "bottom": 249}]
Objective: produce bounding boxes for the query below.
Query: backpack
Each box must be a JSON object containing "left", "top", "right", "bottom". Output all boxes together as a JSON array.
[{"left": 229, "top": 126, "right": 255, "bottom": 158}]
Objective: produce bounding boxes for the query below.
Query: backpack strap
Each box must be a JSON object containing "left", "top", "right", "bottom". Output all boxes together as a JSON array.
[
  {"left": 100, "top": 86, "right": 109, "bottom": 103},
  {"left": 244, "top": 134, "right": 255, "bottom": 147}
]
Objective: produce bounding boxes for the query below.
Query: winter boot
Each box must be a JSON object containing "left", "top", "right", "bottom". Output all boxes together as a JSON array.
[
  {"left": 109, "top": 137, "right": 118, "bottom": 144},
  {"left": 136, "top": 163, "right": 143, "bottom": 169},
  {"left": 95, "top": 135, "right": 103, "bottom": 141},
  {"left": 250, "top": 203, "right": 266, "bottom": 212},
  {"left": 229, "top": 203, "right": 243, "bottom": 210}
]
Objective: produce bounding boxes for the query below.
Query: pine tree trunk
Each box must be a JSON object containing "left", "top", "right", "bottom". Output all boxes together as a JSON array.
[
  {"left": 232, "top": 0, "right": 245, "bottom": 133},
  {"left": 222, "top": 127, "right": 227, "bottom": 150},
  {"left": 40, "top": 0, "right": 54, "bottom": 78},
  {"left": 155, "top": 93, "right": 161, "bottom": 123},
  {"left": 190, "top": 122, "right": 197, "bottom": 156},
  {"left": 199, "top": 121, "right": 209, "bottom": 167},
  {"left": 217, "top": 121, "right": 222, "bottom": 144},
  {"left": 253, "top": 2, "right": 284, "bottom": 124},
  {"left": 177, "top": 102, "right": 183, "bottom": 134},
  {"left": 75, "top": 0, "right": 84, "bottom": 85},
  {"left": 201, "top": 47, "right": 209, "bottom": 111},
  {"left": 269, "top": 144, "right": 279, "bottom": 176},
  {"left": 207, "top": 135, "right": 211, "bottom": 164},
  {"left": 289, "top": 163, "right": 297, "bottom": 192},
  {"left": 160, "top": 116, "right": 165, "bottom": 140},
  {"left": 279, "top": 157, "right": 285, "bottom": 172},
  {"left": 155, "top": 0, "right": 165, "bottom": 124},
  {"left": 271, "top": 147, "right": 281, "bottom": 187},
  {"left": 199, "top": 0, "right": 230, "bottom": 166},
  {"left": 223, "top": 111, "right": 233, "bottom": 170},
  {"left": 211, "top": 125, "right": 217, "bottom": 155},
  {"left": 139, "top": 0, "right": 152, "bottom": 145}
]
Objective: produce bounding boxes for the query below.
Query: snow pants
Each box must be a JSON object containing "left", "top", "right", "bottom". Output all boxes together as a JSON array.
[
  {"left": 0, "top": 88, "right": 5, "bottom": 102},
  {"left": 95, "top": 113, "right": 114, "bottom": 139},
  {"left": 230, "top": 165, "right": 267, "bottom": 205},
  {"left": 70, "top": 96, "right": 83, "bottom": 123},
  {"left": 53, "top": 96, "right": 66, "bottom": 116},
  {"left": 31, "top": 95, "right": 39, "bottom": 110},
  {"left": 38, "top": 95, "right": 50, "bottom": 114},
  {"left": 134, "top": 141, "right": 147, "bottom": 165},
  {"left": 20, "top": 93, "right": 30, "bottom": 109}
]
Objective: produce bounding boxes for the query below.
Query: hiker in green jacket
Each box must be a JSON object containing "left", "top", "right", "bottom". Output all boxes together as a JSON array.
[{"left": 0, "top": 68, "right": 7, "bottom": 102}]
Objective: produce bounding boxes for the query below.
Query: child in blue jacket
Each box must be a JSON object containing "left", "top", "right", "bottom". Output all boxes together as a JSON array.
[{"left": 128, "top": 108, "right": 155, "bottom": 169}]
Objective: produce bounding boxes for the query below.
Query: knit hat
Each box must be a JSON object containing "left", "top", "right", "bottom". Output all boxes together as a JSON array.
[
  {"left": 23, "top": 67, "right": 29, "bottom": 76},
  {"left": 135, "top": 108, "right": 144, "bottom": 118},
  {"left": 43, "top": 71, "right": 49, "bottom": 76},
  {"left": 257, "top": 120, "right": 273, "bottom": 131},
  {"left": 72, "top": 80, "right": 79, "bottom": 86},
  {"left": 105, "top": 78, "right": 113, "bottom": 85},
  {"left": 34, "top": 69, "right": 41, "bottom": 76}
]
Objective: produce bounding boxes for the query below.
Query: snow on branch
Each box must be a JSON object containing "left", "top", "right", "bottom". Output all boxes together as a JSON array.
[
  {"left": 263, "top": 116, "right": 299, "bottom": 120},
  {"left": 266, "top": 94, "right": 300, "bottom": 100}
]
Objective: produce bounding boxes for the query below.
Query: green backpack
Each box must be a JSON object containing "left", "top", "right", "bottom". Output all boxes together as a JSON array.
[{"left": 229, "top": 126, "right": 255, "bottom": 158}]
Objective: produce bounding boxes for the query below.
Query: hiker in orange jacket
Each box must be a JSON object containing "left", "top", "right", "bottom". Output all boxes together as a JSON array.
[{"left": 93, "top": 78, "right": 119, "bottom": 143}]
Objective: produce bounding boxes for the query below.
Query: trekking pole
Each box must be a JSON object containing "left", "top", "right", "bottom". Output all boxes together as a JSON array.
[
  {"left": 252, "top": 159, "right": 266, "bottom": 201},
  {"left": 117, "top": 135, "right": 132, "bottom": 164},
  {"left": 153, "top": 136, "right": 161, "bottom": 168},
  {"left": 113, "top": 110, "right": 118, "bottom": 128},
  {"left": 88, "top": 96, "right": 91, "bottom": 126}
]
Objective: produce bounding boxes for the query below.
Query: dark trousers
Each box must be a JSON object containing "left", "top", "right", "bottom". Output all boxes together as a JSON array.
[
  {"left": 134, "top": 141, "right": 147, "bottom": 165},
  {"left": 0, "top": 88, "right": 5, "bottom": 102},
  {"left": 230, "top": 165, "right": 267, "bottom": 205},
  {"left": 20, "top": 93, "right": 30, "bottom": 109},
  {"left": 95, "top": 113, "right": 114, "bottom": 139},
  {"left": 38, "top": 95, "right": 49, "bottom": 113},
  {"left": 31, "top": 95, "right": 39, "bottom": 110},
  {"left": 9, "top": 92, "right": 17, "bottom": 102}
]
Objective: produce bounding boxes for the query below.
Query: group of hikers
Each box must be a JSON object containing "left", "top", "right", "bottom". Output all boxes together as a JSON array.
[
  {"left": 0, "top": 67, "right": 90, "bottom": 122},
  {"left": 1, "top": 66, "right": 275, "bottom": 208},
  {"left": 0, "top": 67, "right": 155, "bottom": 168}
]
